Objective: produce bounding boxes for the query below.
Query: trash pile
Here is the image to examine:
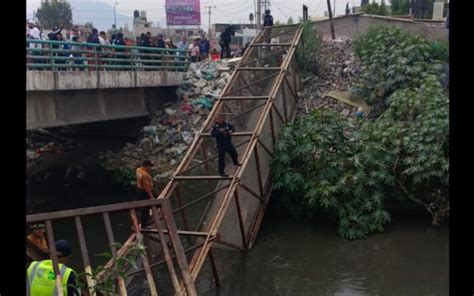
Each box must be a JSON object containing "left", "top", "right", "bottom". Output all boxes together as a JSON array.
[
  {"left": 298, "top": 38, "right": 364, "bottom": 118},
  {"left": 26, "top": 129, "right": 76, "bottom": 172},
  {"left": 101, "top": 58, "right": 241, "bottom": 179}
]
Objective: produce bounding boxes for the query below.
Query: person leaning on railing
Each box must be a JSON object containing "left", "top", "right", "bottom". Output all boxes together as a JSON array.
[
  {"left": 112, "top": 32, "right": 127, "bottom": 70},
  {"left": 86, "top": 29, "right": 101, "bottom": 71},
  {"left": 55, "top": 33, "right": 68, "bottom": 71},
  {"left": 177, "top": 36, "right": 188, "bottom": 68},
  {"left": 70, "top": 36, "right": 84, "bottom": 71},
  {"left": 27, "top": 22, "right": 43, "bottom": 68},
  {"left": 99, "top": 31, "right": 111, "bottom": 68}
]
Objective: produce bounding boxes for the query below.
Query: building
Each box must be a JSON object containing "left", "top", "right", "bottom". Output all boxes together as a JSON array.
[{"left": 132, "top": 10, "right": 205, "bottom": 43}]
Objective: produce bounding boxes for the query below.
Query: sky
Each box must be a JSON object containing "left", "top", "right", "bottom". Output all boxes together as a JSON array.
[{"left": 26, "top": 0, "right": 373, "bottom": 31}]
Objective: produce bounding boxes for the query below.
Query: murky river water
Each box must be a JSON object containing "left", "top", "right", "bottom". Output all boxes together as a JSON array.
[
  {"left": 209, "top": 211, "right": 449, "bottom": 296},
  {"left": 27, "top": 119, "right": 448, "bottom": 296},
  {"left": 28, "top": 181, "right": 449, "bottom": 296}
]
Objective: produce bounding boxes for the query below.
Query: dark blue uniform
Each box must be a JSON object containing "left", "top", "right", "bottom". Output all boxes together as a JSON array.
[{"left": 211, "top": 121, "right": 239, "bottom": 176}]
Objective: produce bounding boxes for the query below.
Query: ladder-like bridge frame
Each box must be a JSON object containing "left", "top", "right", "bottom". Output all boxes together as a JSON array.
[{"left": 26, "top": 24, "right": 304, "bottom": 296}]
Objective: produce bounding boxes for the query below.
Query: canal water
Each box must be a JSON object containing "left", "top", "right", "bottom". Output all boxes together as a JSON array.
[
  {"left": 26, "top": 119, "right": 449, "bottom": 296},
  {"left": 27, "top": 182, "right": 449, "bottom": 296},
  {"left": 207, "top": 210, "right": 449, "bottom": 296}
]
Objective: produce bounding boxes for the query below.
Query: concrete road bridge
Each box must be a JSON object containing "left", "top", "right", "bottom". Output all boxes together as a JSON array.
[{"left": 26, "top": 40, "right": 189, "bottom": 130}]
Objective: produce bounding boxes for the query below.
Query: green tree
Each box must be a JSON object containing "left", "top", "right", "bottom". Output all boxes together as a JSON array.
[
  {"left": 36, "top": 0, "right": 73, "bottom": 29},
  {"left": 377, "top": 0, "right": 389, "bottom": 15},
  {"left": 390, "top": 0, "right": 410, "bottom": 15},
  {"left": 361, "top": 2, "right": 389, "bottom": 15},
  {"left": 272, "top": 27, "right": 449, "bottom": 239},
  {"left": 275, "top": 20, "right": 282, "bottom": 25},
  {"left": 287, "top": 17, "right": 294, "bottom": 24},
  {"left": 413, "top": 0, "right": 435, "bottom": 19},
  {"left": 84, "top": 22, "right": 95, "bottom": 29}
]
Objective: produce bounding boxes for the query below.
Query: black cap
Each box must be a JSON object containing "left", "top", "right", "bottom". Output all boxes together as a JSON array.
[
  {"left": 142, "top": 159, "right": 153, "bottom": 167},
  {"left": 30, "top": 224, "right": 46, "bottom": 230},
  {"left": 55, "top": 240, "right": 72, "bottom": 257}
]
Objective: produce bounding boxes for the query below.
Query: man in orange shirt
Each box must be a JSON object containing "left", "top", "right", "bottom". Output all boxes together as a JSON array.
[
  {"left": 27, "top": 224, "right": 49, "bottom": 253},
  {"left": 136, "top": 160, "right": 155, "bottom": 227}
]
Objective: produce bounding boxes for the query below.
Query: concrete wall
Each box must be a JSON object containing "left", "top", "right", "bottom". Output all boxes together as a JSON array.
[
  {"left": 27, "top": 86, "right": 176, "bottom": 130},
  {"left": 313, "top": 14, "right": 448, "bottom": 42},
  {"left": 26, "top": 70, "right": 185, "bottom": 92}
]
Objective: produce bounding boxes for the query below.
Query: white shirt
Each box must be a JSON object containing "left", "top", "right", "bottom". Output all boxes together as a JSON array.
[
  {"left": 99, "top": 36, "right": 107, "bottom": 46},
  {"left": 29, "top": 27, "right": 41, "bottom": 39}
]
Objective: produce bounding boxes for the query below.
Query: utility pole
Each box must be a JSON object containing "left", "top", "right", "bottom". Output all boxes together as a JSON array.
[
  {"left": 333, "top": 0, "right": 336, "bottom": 16},
  {"left": 204, "top": 5, "right": 216, "bottom": 41},
  {"left": 114, "top": 2, "right": 118, "bottom": 32},
  {"left": 326, "top": 0, "right": 336, "bottom": 39},
  {"left": 303, "top": 5, "right": 308, "bottom": 22},
  {"left": 256, "top": 0, "right": 261, "bottom": 30}
]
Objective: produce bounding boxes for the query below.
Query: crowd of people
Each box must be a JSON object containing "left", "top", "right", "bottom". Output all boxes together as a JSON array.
[{"left": 27, "top": 19, "right": 256, "bottom": 71}]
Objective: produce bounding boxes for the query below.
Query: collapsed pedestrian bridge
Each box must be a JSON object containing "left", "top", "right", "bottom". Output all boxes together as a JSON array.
[{"left": 27, "top": 24, "right": 304, "bottom": 295}]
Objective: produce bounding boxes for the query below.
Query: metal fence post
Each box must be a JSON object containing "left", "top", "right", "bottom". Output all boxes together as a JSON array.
[
  {"left": 94, "top": 47, "right": 99, "bottom": 71},
  {"left": 49, "top": 44, "right": 54, "bottom": 71}
]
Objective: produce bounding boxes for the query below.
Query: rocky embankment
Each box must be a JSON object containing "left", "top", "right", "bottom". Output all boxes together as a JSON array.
[{"left": 298, "top": 38, "right": 364, "bottom": 118}]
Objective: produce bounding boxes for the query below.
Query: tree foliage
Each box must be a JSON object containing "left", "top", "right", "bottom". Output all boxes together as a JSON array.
[
  {"left": 77, "top": 237, "right": 146, "bottom": 294},
  {"left": 412, "top": 0, "right": 435, "bottom": 19},
  {"left": 36, "top": 0, "right": 73, "bottom": 29},
  {"left": 390, "top": 0, "right": 410, "bottom": 15},
  {"left": 296, "top": 22, "right": 321, "bottom": 74},
  {"left": 272, "top": 27, "right": 449, "bottom": 239},
  {"left": 287, "top": 17, "right": 294, "bottom": 25},
  {"left": 361, "top": 2, "right": 389, "bottom": 15},
  {"left": 353, "top": 27, "right": 448, "bottom": 115}
]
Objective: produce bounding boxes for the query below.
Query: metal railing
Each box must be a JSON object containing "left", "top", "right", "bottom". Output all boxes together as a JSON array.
[
  {"left": 26, "top": 198, "right": 197, "bottom": 296},
  {"left": 26, "top": 39, "right": 191, "bottom": 72}
]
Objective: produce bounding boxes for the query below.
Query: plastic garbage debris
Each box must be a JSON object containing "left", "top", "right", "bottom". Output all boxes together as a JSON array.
[{"left": 193, "top": 96, "right": 214, "bottom": 109}]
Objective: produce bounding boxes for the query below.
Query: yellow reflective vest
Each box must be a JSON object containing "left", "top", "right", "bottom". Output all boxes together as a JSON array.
[{"left": 27, "top": 260, "right": 76, "bottom": 296}]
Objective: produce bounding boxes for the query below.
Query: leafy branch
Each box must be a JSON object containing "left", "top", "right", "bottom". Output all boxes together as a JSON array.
[{"left": 77, "top": 235, "right": 146, "bottom": 295}]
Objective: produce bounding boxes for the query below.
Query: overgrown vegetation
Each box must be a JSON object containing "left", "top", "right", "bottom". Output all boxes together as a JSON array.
[
  {"left": 360, "top": 1, "right": 389, "bottom": 16},
  {"left": 111, "top": 168, "right": 136, "bottom": 188},
  {"left": 272, "top": 27, "right": 449, "bottom": 239},
  {"left": 297, "top": 22, "right": 321, "bottom": 74},
  {"left": 78, "top": 236, "right": 146, "bottom": 295},
  {"left": 353, "top": 27, "right": 448, "bottom": 116}
]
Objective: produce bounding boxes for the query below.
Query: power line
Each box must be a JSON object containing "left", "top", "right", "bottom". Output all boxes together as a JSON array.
[{"left": 272, "top": 1, "right": 290, "bottom": 18}]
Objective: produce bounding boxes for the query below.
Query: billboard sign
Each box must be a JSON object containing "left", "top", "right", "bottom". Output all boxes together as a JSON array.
[{"left": 165, "top": 0, "right": 201, "bottom": 26}]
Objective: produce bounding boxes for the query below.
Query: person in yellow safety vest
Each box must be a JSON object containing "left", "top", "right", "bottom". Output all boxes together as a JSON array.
[{"left": 27, "top": 239, "right": 80, "bottom": 295}]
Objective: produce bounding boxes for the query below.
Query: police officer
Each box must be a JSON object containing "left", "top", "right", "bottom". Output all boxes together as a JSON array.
[
  {"left": 262, "top": 10, "right": 274, "bottom": 46},
  {"left": 263, "top": 10, "right": 274, "bottom": 27},
  {"left": 219, "top": 26, "right": 234, "bottom": 59},
  {"left": 211, "top": 116, "right": 242, "bottom": 177},
  {"left": 27, "top": 239, "right": 80, "bottom": 295}
]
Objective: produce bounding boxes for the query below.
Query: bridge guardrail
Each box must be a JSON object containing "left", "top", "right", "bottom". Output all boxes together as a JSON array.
[
  {"left": 26, "top": 198, "right": 197, "bottom": 296},
  {"left": 26, "top": 39, "right": 191, "bottom": 72}
]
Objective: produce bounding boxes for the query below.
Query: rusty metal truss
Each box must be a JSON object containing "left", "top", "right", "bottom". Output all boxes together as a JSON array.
[{"left": 26, "top": 24, "right": 303, "bottom": 296}]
